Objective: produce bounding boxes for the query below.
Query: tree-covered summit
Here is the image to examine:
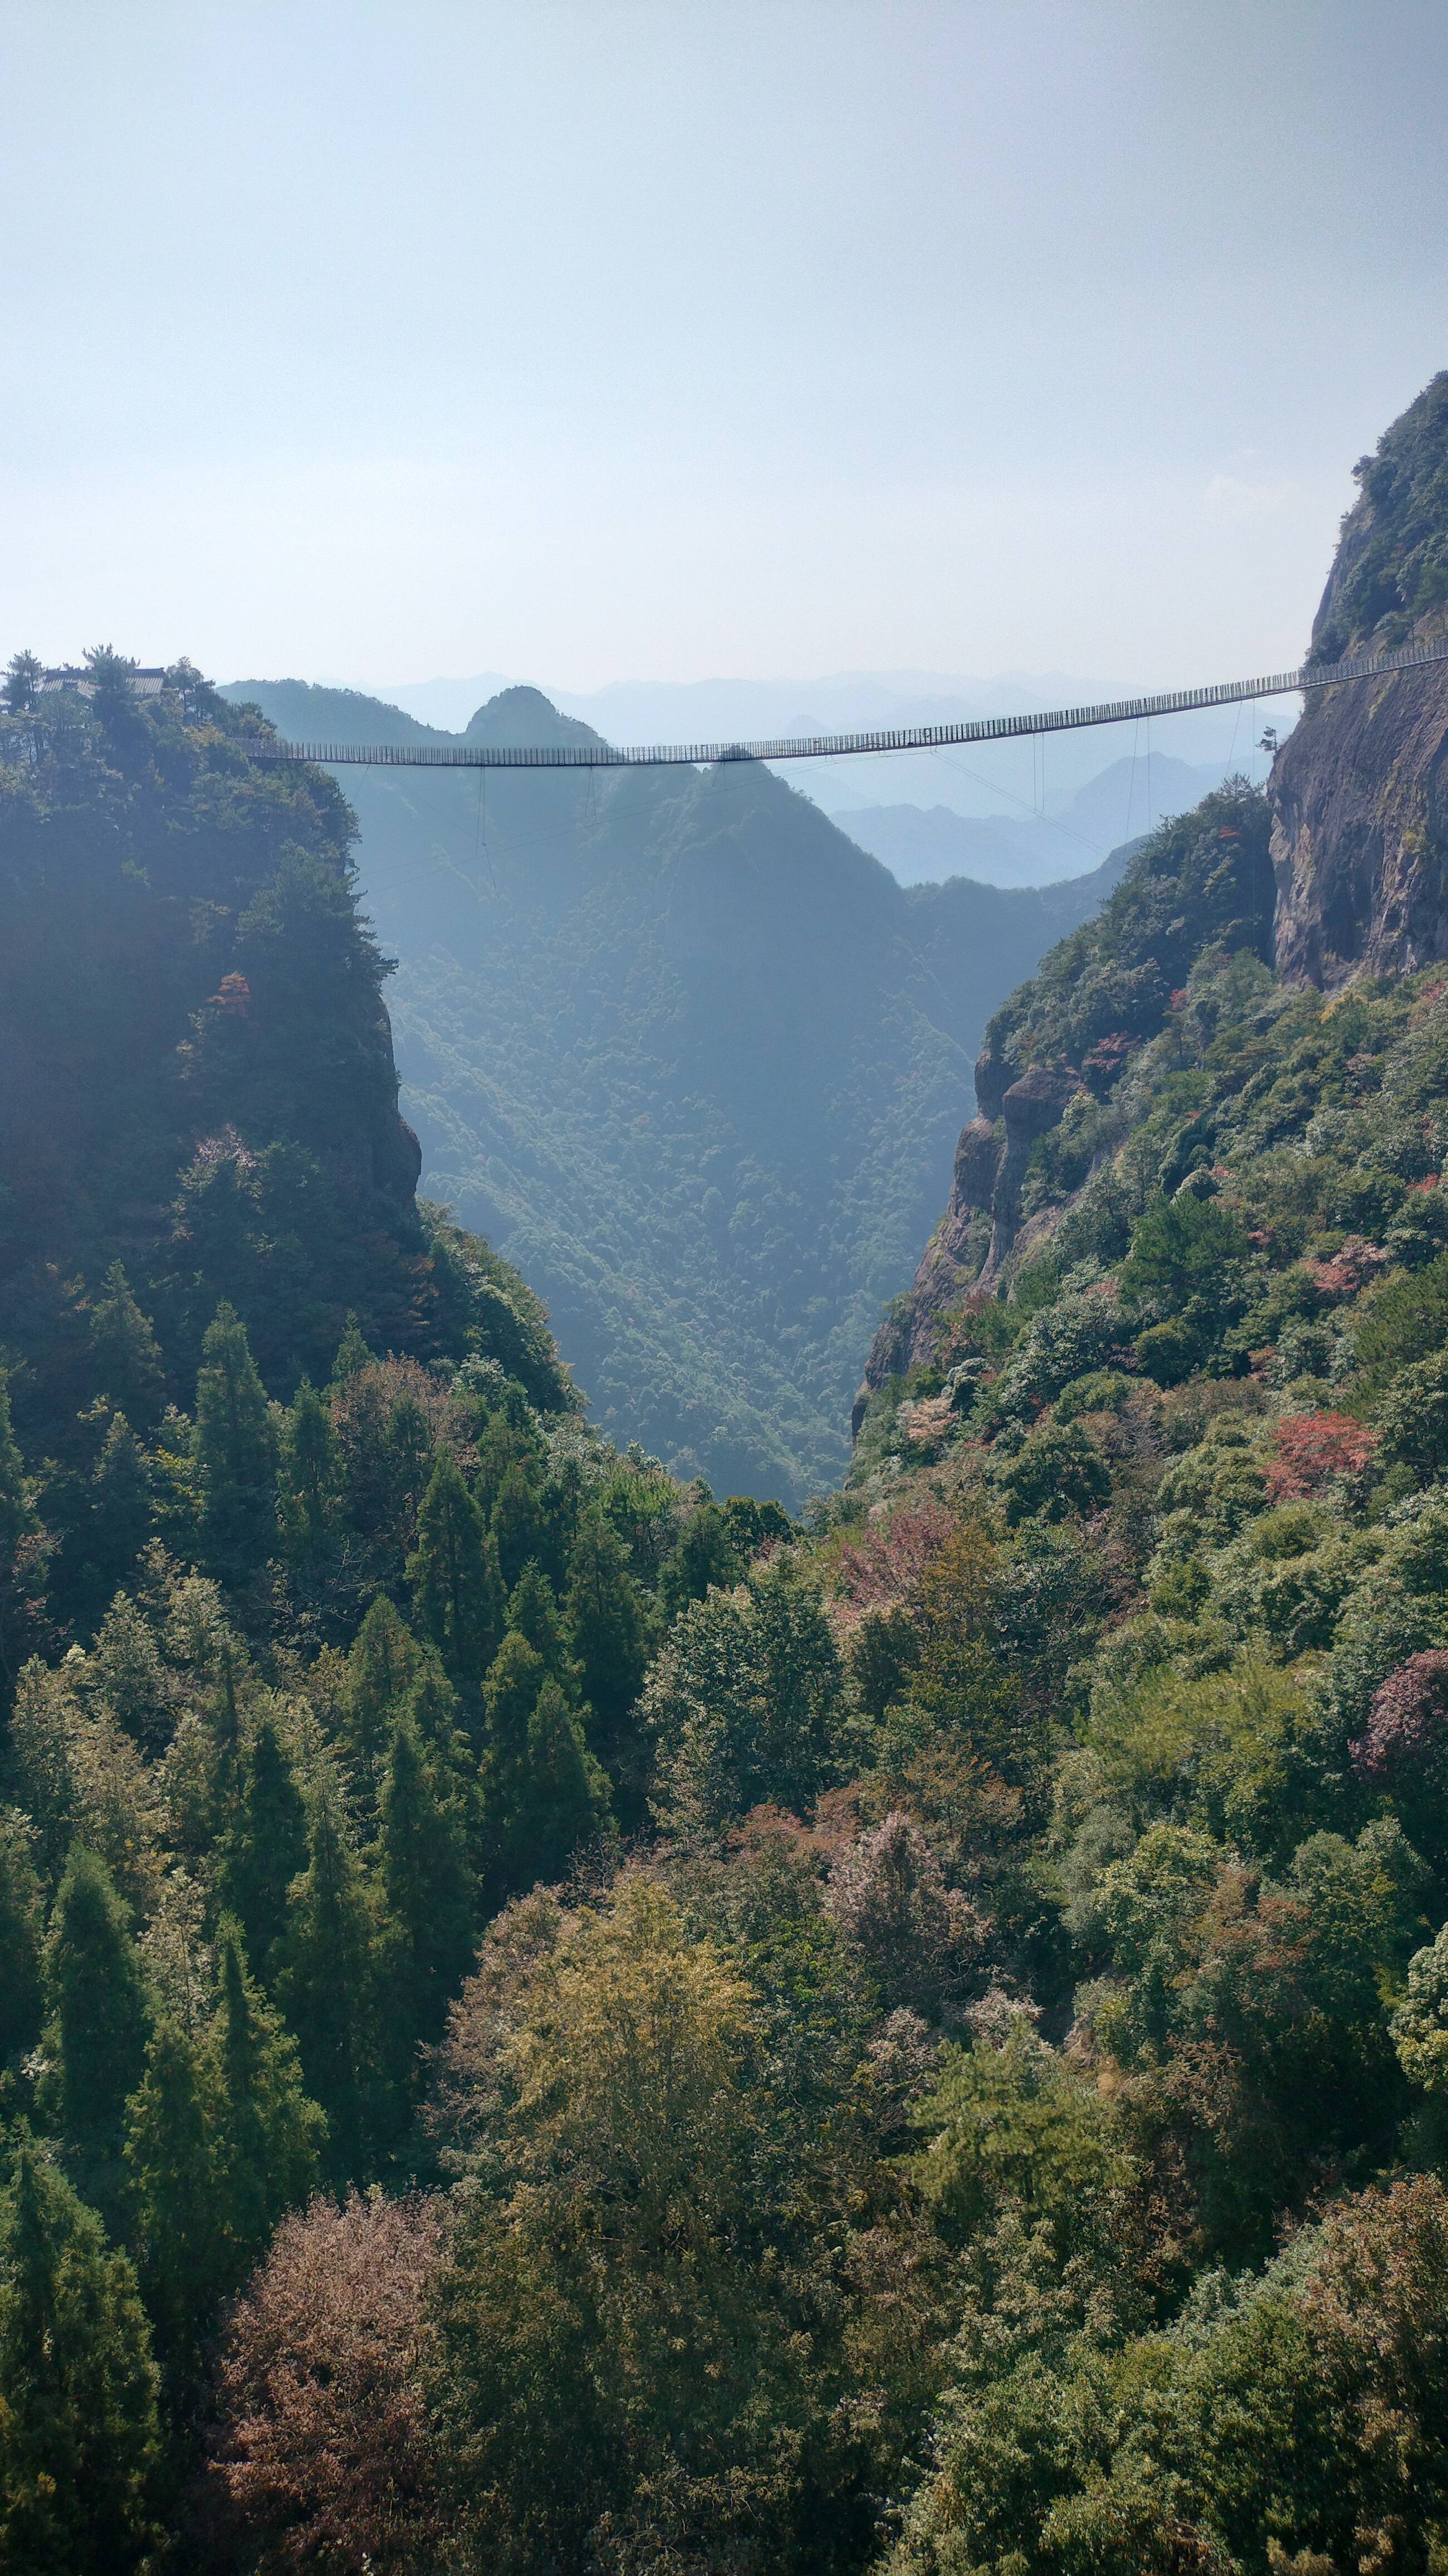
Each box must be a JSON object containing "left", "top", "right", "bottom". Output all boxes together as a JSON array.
[{"left": 0, "top": 650, "right": 571, "bottom": 1448}]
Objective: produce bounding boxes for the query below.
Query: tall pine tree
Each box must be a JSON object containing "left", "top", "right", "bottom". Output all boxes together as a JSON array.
[
  {"left": 217, "top": 1715, "right": 308, "bottom": 1987},
  {"left": 480, "top": 1633, "right": 610, "bottom": 1901},
  {"left": 209, "top": 1924, "right": 326, "bottom": 2281},
  {"left": 341, "top": 1592, "right": 423, "bottom": 1799},
  {"left": 0, "top": 1812, "right": 43, "bottom": 2068},
  {"left": 375, "top": 1718, "right": 477, "bottom": 2094},
  {"left": 0, "top": 1363, "right": 37, "bottom": 1707},
  {"left": 659, "top": 1500, "right": 743, "bottom": 1619},
  {"left": 275, "top": 1779, "right": 380, "bottom": 2184},
  {"left": 566, "top": 1506, "right": 652, "bottom": 1823},
  {"left": 507, "top": 1559, "right": 576, "bottom": 1692},
  {"left": 407, "top": 1450, "right": 503, "bottom": 1730},
  {"left": 38, "top": 1851, "right": 151, "bottom": 2214},
  {"left": 0, "top": 2141, "right": 161, "bottom": 2576},
  {"left": 81, "top": 1414, "right": 154, "bottom": 1620},
  {"left": 515, "top": 1677, "right": 613, "bottom": 1891},
  {"left": 123, "top": 2018, "right": 227, "bottom": 2377},
  {"left": 276, "top": 1379, "right": 340, "bottom": 1577},
  {"left": 88, "top": 1265, "right": 166, "bottom": 1432},
  {"left": 194, "top": 1302, "right": 278, "bottom": 1582},
  {"left": 329, "top": 1313, "right": 373, "bottom": 1385},
  {"left": 405, "top": 1653, "right": 474, "bottom": 1793},
  {"left": 492, "top": 1460, "right": 549, "bottom": 1592}
]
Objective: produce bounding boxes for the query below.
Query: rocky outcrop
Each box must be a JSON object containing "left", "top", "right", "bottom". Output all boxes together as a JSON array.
[
  {"left": 854, "top": 1113, "right": 1000, "bottom": 1403},
  {"left": 1270, "top": 374, "right": 1448, "bottom": 987},
  {"left": 855, "top": 372, "right": 1448, "bottom": 1440},
  {"left": 953, "top": 1117, "right": 1000, "bottom": 1209},
  {"left": 1270, "top": 656, "right": 1448, "bottom": 986},
  {"left": 853, "top": 1061, "right": 1084, "bottom": 1424}
]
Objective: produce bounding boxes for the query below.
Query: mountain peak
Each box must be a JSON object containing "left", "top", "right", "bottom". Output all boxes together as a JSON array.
[{"left": 464, "top": 686, "right": 604, "bottom": 750}]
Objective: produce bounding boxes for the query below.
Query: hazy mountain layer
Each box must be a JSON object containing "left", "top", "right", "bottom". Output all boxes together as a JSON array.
[
  {"left": 226, "top": 680, "right": 1126, "bottom": 1500},
  {"left": 376, "top": 672, "right": 1281, "bottom": 832},
  {"left": 831, "top": 754, "right": 1232, "bottom": 886}
]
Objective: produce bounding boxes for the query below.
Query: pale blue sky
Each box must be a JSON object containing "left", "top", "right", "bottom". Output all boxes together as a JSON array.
[{"left": 3, "top": 0, "right": 1445, "bottom": 694}]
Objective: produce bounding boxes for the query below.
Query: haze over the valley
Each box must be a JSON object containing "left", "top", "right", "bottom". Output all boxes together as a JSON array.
[{"left": 5, "top": 2, "right": 1445, "bottom": 700}]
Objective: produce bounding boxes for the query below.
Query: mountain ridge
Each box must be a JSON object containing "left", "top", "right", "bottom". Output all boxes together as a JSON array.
[
  {"left": 223, "top": 675, "right": 1132, "bottom": 1500},
  {"left": 862, "top": 371, "right": 1448, "bottom": 1419}
]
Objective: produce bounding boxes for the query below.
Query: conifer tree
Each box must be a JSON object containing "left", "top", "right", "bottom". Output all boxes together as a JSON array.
[
  {"left": 84, "top": 1414, "right": 154, "bottom": 1613},
  {"left": 376, "top": 1719, "right": 477, "bottom": 2075},
  {"left": 276, "top": 1379, "right": 340, "bottom": 1573},
  {"left": 565, "top": 1505, "right": 652, "bottom": 1819},
  {"left": 275, "top": 1780, "right": 380, "bottom": 2183},
  {"left": 403, "top": 1657, "right": 480, "bottom": 1863},
  {"left": 2, "top": 647, "right": 42, "bottom": 714},
  {"left": 0, "top": 1364, "right": 37, "bottom": 1705},
  {"left": 381, "top": 1392, "right": 436, "bottom": 1546},
  {"left": 407, "top": 1450, "right": 503, "bottom": 1728},
  {"left": 0, "top": 2140, "right": 162, "bottom": 2576},
  {"left": 659, "top": 1499, "right": 743, "bottom": 1619},
  {"left": 471, "top": 1408, "right": 530, "bottom": 1517},
  {"left": 515, "top": 1676, "right": 613, "bottom": 1890},
  {"left": 210, "top": 1924, "right": 326, "bottom": 2278},
  {"left": 0, "top": 1367, "right": 29, "bottom": 1572},
  {"left": 194, "top": 1302, "right": 279, "bottom": 1581},
  {"left": 123, "top": 2017, "right": 226, "bottom": 2372},
  {"left": 481, "top": 1629, "right": 545, "bottom": 1785},
  {"left": 341, "top": 1592, "right": 423, "bottom": 1797},
  {"left": 0, "top": 1811, "right": 43, "bottom": 2067},
  {"left": 88, "top": 1264, "right": 165, "bottom": 1431},
  {"left": 477, "top": 1628, "right": 544, "bottom": 1898},
  {"left": 87, "top": 1590, "right": 169, "bottom": 1751},
  {"left": 217, "top": 1716, "right": 308, "bottom": 1985},
  {"left": 492, "top": 1459, "right": 549, "bottom": 1591},
  {"left": 479, "top": 1633, "right": 610, "bottom": 1898},
  {"left": 38, "top": 1851, "right": 151, "bottom": 2198},
  {"left": 506, "top": 1559, "right": 576, "bottom": 1691},
  {"left": 330, "top": 1312, "right": 373, "bottom": 1385}
]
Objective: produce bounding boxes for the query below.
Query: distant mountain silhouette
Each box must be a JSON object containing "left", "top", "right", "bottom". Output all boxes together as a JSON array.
[
  {"left": 223, "top": 678, "right": 1133, "bottom": 1501},
  {"left": 830, "top": 755, "right": 1231, "bottom": 886}
]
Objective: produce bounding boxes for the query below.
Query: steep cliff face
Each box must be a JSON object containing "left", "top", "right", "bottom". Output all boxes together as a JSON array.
[
  {"left": 858, "top": 374, "right": 1448, "bottom": 1429},
  {"left": 1270, "top": 372, "right": 1448, "bottom": 987},
  {"left": 0, "top": 663, "right": 569, "bottom": 1443},
  {"left": 856, "top": 786, "right": 1273, "bottom": 1415}
]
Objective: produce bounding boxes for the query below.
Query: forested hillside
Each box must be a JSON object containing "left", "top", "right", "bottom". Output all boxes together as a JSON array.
[
  {"left": 6, "top": 374, "right": 1448, "bottom": 2576},
  {"left": 11, "top": 663, "right": 1448, "bottom": 2576},
  {"left": 224, "top": 676, "right": 1128, "bottom": 1502}
]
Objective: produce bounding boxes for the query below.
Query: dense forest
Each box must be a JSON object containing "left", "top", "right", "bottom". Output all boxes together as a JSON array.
[
  {"left": 3, "top": 374, "right": 1448, "bottom": 2576},
  {"left": 223, "top": 676, "right": 1128, "bottom": 1502}
]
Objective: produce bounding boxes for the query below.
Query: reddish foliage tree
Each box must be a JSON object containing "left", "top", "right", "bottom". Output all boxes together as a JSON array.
[
  {"left": 1352, "top": 1650, "right": 1448, "bottom": 1783},
  {"left": 1297, "top": 2173, "right": 1448, "bottom": 2536},
  {"left": 1303, "top": 1239, "right": 1390, "bottom": 1300},
  {"left": 825, "top": 1811, "right": 986, "bottom": 2018},
  {"left": 211, "top": 2191, "right": 443, "bottom": 2574},
  {"left": 831, "top": 1499, "right": 953, "bottom": 1638},
  {"left": 1266, "top": 1410, "right": 1378, "bottom": 1500}
]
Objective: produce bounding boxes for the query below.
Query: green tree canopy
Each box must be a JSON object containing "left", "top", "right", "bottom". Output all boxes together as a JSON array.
[
  {"left": 407, "top": 1450, "right": 503, "bottom": 1726},
  {"left": 0, "top": 2141, "right": 161, "bottom": 2576},
  {"left": 38, "top": 1850, "right": 152, "bottom": 2195},
  {"left": 194, "top": 1302, "right": 279, "bottom": 1581},
  {"left": 88, "top": 1265, "right": 165, "bottom": 1431},
  {"left": 276, "top": 1780, "right": 381, "bottom": 2184},
  {"left": 210, "top": 1923, "right": 326, "bottom": 2277},
  {"left": 217, "top": 1715, "right": 308, "bottom": 1987}
]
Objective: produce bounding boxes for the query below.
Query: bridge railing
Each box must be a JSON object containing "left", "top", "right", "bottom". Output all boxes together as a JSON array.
[{"left": 211, "top": 631, "right": 1448, "bottom": 771}]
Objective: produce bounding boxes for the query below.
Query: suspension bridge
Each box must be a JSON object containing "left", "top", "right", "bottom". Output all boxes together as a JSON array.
[{"left": 234, "top": 635, "right": 1448, "bottom": 772}]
